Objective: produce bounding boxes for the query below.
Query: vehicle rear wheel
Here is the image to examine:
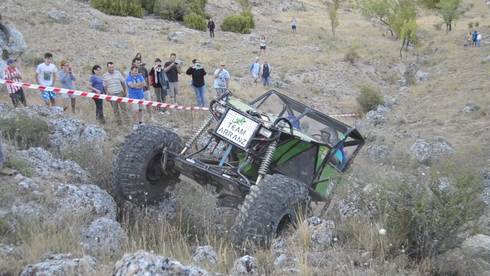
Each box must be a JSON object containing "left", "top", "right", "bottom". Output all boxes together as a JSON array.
[
  {"left": 112, "top": 125, "right": 182, "bottom": 205},
  {"left": 230, "top": 174, "right": 309, "bottom": 248}
]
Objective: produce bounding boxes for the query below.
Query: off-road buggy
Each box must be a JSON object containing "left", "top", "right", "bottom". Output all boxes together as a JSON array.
[{"left": 113, "top": 90, "right": 364, "bottom": 246}]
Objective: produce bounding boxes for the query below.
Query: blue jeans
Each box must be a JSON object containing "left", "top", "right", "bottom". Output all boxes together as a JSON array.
[
  {"left": 193, "top": 85, "right": 206, "bottom": 107},
  {"left": 262, "top": 76, "right": 270, "bottom": 86}
]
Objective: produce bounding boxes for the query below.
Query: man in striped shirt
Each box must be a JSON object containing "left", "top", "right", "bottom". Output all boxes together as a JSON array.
[
  {"left": 103, "top": 61, "right": 128, "bottom": 125},
  {"left": 3, "top": 58, "right": 27, "bottom": 108}
]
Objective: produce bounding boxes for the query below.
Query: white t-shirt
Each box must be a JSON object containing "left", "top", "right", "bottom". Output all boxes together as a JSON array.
[
  {"left": 36, "top": 63, "right": 58, "bottom": 86},
  {"left": 213, "top": 68, "right": 230, "bottom": 89}
]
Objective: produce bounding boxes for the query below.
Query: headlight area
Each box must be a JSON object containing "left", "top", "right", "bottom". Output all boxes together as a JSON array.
[
  {"left": 210, "top": 101, "right": 227, "bottom": 120},
  {"left": 258, "top": 127, "right": 273, "bottom": 138}
]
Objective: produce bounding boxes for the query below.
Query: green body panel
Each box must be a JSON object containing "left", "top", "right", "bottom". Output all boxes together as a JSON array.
[
  {"left": 240, "top": 139, "right": 314, "bottom": 179},
  {"left": 314, "top": 146, "right": 336, "bottom": 197}
]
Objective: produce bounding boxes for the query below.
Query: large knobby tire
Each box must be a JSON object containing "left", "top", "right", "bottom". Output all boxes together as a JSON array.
[
  {"left": 230, "top": 174, "right": 309, "bottom": 247},
  {"left": 113, "top": 125, "right": 182, "bottom": 205}
]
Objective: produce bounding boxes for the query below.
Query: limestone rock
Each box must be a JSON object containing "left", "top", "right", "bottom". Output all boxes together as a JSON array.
[
  {"left": 53, "top": 184, "right": 117, "bottom": 222},
  {"left": 20, "top": 254, "right": 96, "bottom": 276},
  {"left": 192, "top": 245, "right": 218, "bottom": 267},
  {"left": 231, "top": 255, "right": 257, "bottom": 275},
  {"left": 113, "top": 250, "right": 208, "bottom": 275},
  {"left": 81, "top": 218, "right": 128, "bottom": 257},
  {"left": 0, "top": 22, "right": 27, "bottom": 57},
  {"left": 47, "top": 10, "right": 69, "bottom": 24},
  {"left": 366, "top": 144, "right": 390, "bottom": 162},
  {"left": 17, "top": 147, "right": 89, "bottom": 182}
]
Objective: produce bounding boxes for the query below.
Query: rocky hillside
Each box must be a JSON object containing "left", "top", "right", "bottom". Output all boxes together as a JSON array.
[{"left": 1, "top": 0, "right": 490, "bottom": 274}]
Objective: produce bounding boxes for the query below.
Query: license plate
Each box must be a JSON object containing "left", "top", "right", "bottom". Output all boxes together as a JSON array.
[{"left": 216, "top": 109, "right": 260, "bottom": 149}]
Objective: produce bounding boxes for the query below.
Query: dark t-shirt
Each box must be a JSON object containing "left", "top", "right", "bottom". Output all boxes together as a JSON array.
[
  {"left": 186, "top": 67, "right": 206, "bottom": 87},
  {"left": 164, "top": 62, "right": 179, "bottom": 82}
]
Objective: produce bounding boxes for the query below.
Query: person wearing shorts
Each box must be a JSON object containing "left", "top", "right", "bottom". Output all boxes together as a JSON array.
[
  {"left": 259, "top": 35, "right": 267, "bottom": 56},
  {"left": 35, "top": 53, "right": 58, "bottom": 106},
  {"left": 291, "top": 17, "right": 297, "bottom": 33},
  {"left": 126, "top": 65, "right": 146, "bottom": 129},
  {"left": 164, "top": 53, "right": 181, "bottom": 104}
]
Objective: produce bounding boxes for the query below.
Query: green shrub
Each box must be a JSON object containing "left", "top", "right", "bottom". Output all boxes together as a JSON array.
[
  {"left": 344, "top": 47, "right": 360, "bottom": 64},
  {"left": 221, "top": 10, "right": 255, "bottom": 34},
  {"left": 468, "top": 22, "right": 473, "bottom": 28},
  {"left": 0, "top": 115, "right": 50, "bottom": 149},
  {"left": 90, "top": 0, "right": 144, "bottom": 17},
  {"left": 153, "top": 0, "right": 207, "bottom": 21},
  {"left": 154, "top": 0, "right": 187, "bottom": 20},
  {"left": 183, "top": 12, "right": 206, "bottom": 31},
  {"left": 378, "top": 161, "right": 483, "bottom": 260},
  {"left": 5, "top": 154, "right": 32, "bottom": 177},
  {"left": 356, "top": 85, "right": 384, "bottom": 112}
]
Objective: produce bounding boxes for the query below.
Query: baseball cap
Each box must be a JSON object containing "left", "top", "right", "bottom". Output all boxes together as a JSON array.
[{"left": 7, "top": 58, "right": 16, "bottom": 65}]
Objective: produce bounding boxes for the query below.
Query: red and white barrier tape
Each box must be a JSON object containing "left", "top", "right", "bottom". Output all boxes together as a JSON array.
[
  {"left": 0, "top": 79, "right": 209, "bottom": 111},
  {"left": 0, "top": 79, "right": 359, "bottom": 117},
  {"left": 328, "top": 113, "right": 360, "bottom": 118}
]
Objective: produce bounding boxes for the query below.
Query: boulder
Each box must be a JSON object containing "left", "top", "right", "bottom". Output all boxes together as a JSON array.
[
  {"left": 81, "top": 218, "right": 128, "bottom": 257},
  {"left": 17, "top": 147, "right": 89, "bottom": 183},
  {"left": 167, "top": 31, "right": 185, "bottom": 44},
  {"left": 47, "top": 10, "right": 69, "bottom": 24},
  {"left": 366, "top": 105, "right": 390, "bottom": 125},
  {"left": 20, "top": 254, "right": 96, "bottom": 276},
  {"left": 90, "top": 18, "right": 108, "bottom": 31},
  {"left": 53, "top": 184, "right": 117, "bottom": 222},
  {"left": 435, "top": 234, "right": 490, "bottom": 275},
  {"left": 409, "top": 138, "right": 454, "bottom": 164},
  {"left": 0, "top": 22, "right": 27, "bottom": 57},
  {"left": 113, "top": 250, "right": 208, "bottom": 275},
  {"left": 231, "top": 255, "right": 257, "bottom": 275},
  {"left": 304, "top": 217, "right": 335, "bottom": 251},
  {"left": 0, "top": 244, "right": 22, "bottom": 274},
  {"left": 366, "top": 144, "right": 390, "bottom": 163},
  {"left": 410, "top": 139, "right": 431, "bottom": 163},
  {"left": 192, "top": 245, "right": 218, "bottom": 267},
  {"left": 415, "top": 70, "right": 429, "bottom": 83},
  {"left": 462, "top": 103, "right": 480, "bottom": 113}
]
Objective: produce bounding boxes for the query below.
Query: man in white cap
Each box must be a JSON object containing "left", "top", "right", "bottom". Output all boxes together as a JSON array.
[{"left": 213, "top": 61, "right": 230, "bottom": 98}]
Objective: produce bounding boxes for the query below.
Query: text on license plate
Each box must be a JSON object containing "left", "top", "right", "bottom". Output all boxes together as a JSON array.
[{"left": 216, "top": 110, "right": 259, "bottom": 148}]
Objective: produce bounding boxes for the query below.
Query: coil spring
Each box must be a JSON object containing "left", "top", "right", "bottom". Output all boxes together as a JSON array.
[
  {"left": 184, "top": 115, "right": 213, "bottom": 149},
  {"left": 258, "top": 140, "right": 277, "bottom": 176}
]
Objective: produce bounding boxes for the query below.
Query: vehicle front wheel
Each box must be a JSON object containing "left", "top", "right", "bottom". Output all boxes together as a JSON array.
[
  {"left": 112, "top": 125, "right": 182, "bottom": 205},
  {"left": 230, "top": 174, "right": 309, "bottom": 248}
]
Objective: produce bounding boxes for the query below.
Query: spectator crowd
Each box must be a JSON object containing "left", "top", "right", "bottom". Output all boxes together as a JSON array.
[{"left": 1, "top": 16, "right": 303, "bottom": 129}]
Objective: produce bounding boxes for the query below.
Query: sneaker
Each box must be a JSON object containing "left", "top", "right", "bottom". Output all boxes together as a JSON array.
[{"left": 132, "top": 124, "right": 139, "bottom": 130}]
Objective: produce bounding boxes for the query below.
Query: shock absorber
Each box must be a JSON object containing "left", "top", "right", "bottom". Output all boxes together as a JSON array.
[
  {"left": 256, "top": 140, "right": 277, "bottom": 185},
  {"left": 180, "top": 115, "right": 213, "bottom": 154}
]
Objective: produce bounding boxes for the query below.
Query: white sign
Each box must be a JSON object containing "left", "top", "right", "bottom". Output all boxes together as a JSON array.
[{"left": 216, "top": 110, "right": 259, "bottom": 148}]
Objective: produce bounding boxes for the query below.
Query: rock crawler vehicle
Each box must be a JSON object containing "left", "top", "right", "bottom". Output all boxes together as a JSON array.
[{"left": 113, "top": 90, "right": 364, "bottom": 246}]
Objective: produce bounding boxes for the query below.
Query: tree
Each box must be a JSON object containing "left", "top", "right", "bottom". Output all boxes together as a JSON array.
[
  {"left": 437, "top": 0, "right": 460, "bottom": 32},
  {"left": 327, "top": 0, "right": 341, "bottom": 38},
  {"left": 391, "top": 0, "right": 417, "bottom": 57},
  {"left": 360, "top": 0, "right": 397, "bottom": 36}
]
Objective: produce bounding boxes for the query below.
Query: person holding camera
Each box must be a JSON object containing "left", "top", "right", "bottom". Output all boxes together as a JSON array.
[
  {"left": 186, "top": 59, "right": 207, "bottom": 107},
  {"left": 163, "top": 53, "right": 181, "bottom": 104},
  {"left": 149, "top": 58, "right": 169, "bottom": 113},
  {"left": 58, "top": 60, "right": 77, "bottom": 113}
]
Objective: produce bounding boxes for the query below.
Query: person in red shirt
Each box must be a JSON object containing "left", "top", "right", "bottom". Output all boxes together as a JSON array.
[{"left": 3, "top": 58, "right": 27, "bottom": 107}]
